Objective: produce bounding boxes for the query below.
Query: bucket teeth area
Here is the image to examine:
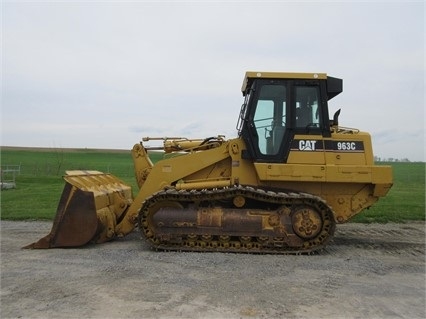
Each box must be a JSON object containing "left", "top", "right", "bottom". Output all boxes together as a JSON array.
[{"left": 24, "top": 171, "right": 133, "bottom": 249}]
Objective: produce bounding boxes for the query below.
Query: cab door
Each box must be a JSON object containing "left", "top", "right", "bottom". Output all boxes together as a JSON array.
[{"left": 240, "top": 79, "right": 292, "bottom": 163}]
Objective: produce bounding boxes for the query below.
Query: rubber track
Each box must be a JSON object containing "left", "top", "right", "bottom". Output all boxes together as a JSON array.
[{"left": 138, "top": 185, "right": 336, "bottom": 254}]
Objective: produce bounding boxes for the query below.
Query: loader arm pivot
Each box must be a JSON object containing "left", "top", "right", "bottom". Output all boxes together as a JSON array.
[{"left": 114, "top": 138, "right": 231, "bottom": 237}]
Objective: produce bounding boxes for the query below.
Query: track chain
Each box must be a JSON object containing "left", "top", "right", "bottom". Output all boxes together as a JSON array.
[{"left": 138, "top": 185, "right": 336, "bottom": 254}]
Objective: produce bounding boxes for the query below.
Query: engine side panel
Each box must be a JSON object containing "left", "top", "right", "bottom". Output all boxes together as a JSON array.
[{"left": 250, "top": 130, "right": 392, "bottom": 223}]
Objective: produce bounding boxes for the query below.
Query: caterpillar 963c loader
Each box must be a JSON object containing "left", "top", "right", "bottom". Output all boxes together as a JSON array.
[{"left": 26, "top": 71, "right": 393, "bottom": 253}]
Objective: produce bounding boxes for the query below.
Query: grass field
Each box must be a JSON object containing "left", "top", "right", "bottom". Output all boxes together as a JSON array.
[{"left": 1, "top": 147, "right": 424, "bottom": 222}]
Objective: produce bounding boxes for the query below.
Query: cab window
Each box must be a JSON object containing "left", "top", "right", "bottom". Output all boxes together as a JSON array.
[
  {"left": 253, "top": 84, "right": 286, "bottom": 155},
  {"left": 295, "top": 86, "right": 320, "bottom": 129}
]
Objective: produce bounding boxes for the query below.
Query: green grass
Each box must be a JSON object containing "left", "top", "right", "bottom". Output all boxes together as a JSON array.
[
  {"left": 1, "top": 147, "right": 424, "bottom": 222},
  {"left": 0, "top": 175, "right": 65, "bottom": 219},
  {"left": 351, "top": 162, "right": 425, "bottom": 223},
  {"left": 0, "top": 148, "right": 163, "bottom": 220}
]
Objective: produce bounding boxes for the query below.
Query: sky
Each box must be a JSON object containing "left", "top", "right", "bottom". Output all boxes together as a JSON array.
[{"left": 2, "top": 0, "right": 425, "bottom": 161}]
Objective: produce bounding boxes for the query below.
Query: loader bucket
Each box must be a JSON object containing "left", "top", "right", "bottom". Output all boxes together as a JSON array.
[{"left": 24, "top": 171, "right": 133, "bottom": 249}]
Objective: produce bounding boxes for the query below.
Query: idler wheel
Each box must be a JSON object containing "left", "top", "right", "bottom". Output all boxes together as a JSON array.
[{"left": 291, "top": 206, "right": 323, "bottom": 239}]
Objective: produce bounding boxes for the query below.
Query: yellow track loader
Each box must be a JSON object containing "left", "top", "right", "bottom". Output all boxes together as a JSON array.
[{"left": 25, "top": 71, "right": 393, "bottom": 253}]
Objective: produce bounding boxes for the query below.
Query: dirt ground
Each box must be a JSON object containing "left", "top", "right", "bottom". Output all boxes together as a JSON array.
[{"left": 1, "top": 221, "right": 425, "bottom": 319}]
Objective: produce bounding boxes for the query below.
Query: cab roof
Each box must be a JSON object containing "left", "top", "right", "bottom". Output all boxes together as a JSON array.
[
  {"left": 241, "top": 71, "right": 342, "bottom": 100},
  {"left": 241, "top": 71, "right": 327, "bottom": 93}
]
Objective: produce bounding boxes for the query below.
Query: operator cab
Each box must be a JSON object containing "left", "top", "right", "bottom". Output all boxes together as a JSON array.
[{"left": 237, "top": 71, "right": 342, "bottom": 163}]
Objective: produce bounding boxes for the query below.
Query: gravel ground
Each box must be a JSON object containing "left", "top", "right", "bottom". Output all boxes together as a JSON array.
[{"left": 1, "top": 221, "right": 425, "bottom": 319}]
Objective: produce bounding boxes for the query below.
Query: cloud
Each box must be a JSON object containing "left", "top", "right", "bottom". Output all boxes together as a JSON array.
[
  {"left": 2, "top": 1, "right": 424, "bottom": 161},
  {"left": 371, "top": 128, "right": 425, "bottom": 161}
]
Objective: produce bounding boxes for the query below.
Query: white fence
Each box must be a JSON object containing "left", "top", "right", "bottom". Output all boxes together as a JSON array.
[{"left": 1, "top": 165, "right": 21, "bottom": 190}]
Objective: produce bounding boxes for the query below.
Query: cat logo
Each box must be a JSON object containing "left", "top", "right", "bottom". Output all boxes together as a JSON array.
[{"left": 299, "top": 140, "right": 317, "bottom": 151}]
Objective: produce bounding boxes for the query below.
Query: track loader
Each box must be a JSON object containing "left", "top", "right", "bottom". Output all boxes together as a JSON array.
[{"left": 25, "top": 71, "right": 393, "bottom": 253}]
